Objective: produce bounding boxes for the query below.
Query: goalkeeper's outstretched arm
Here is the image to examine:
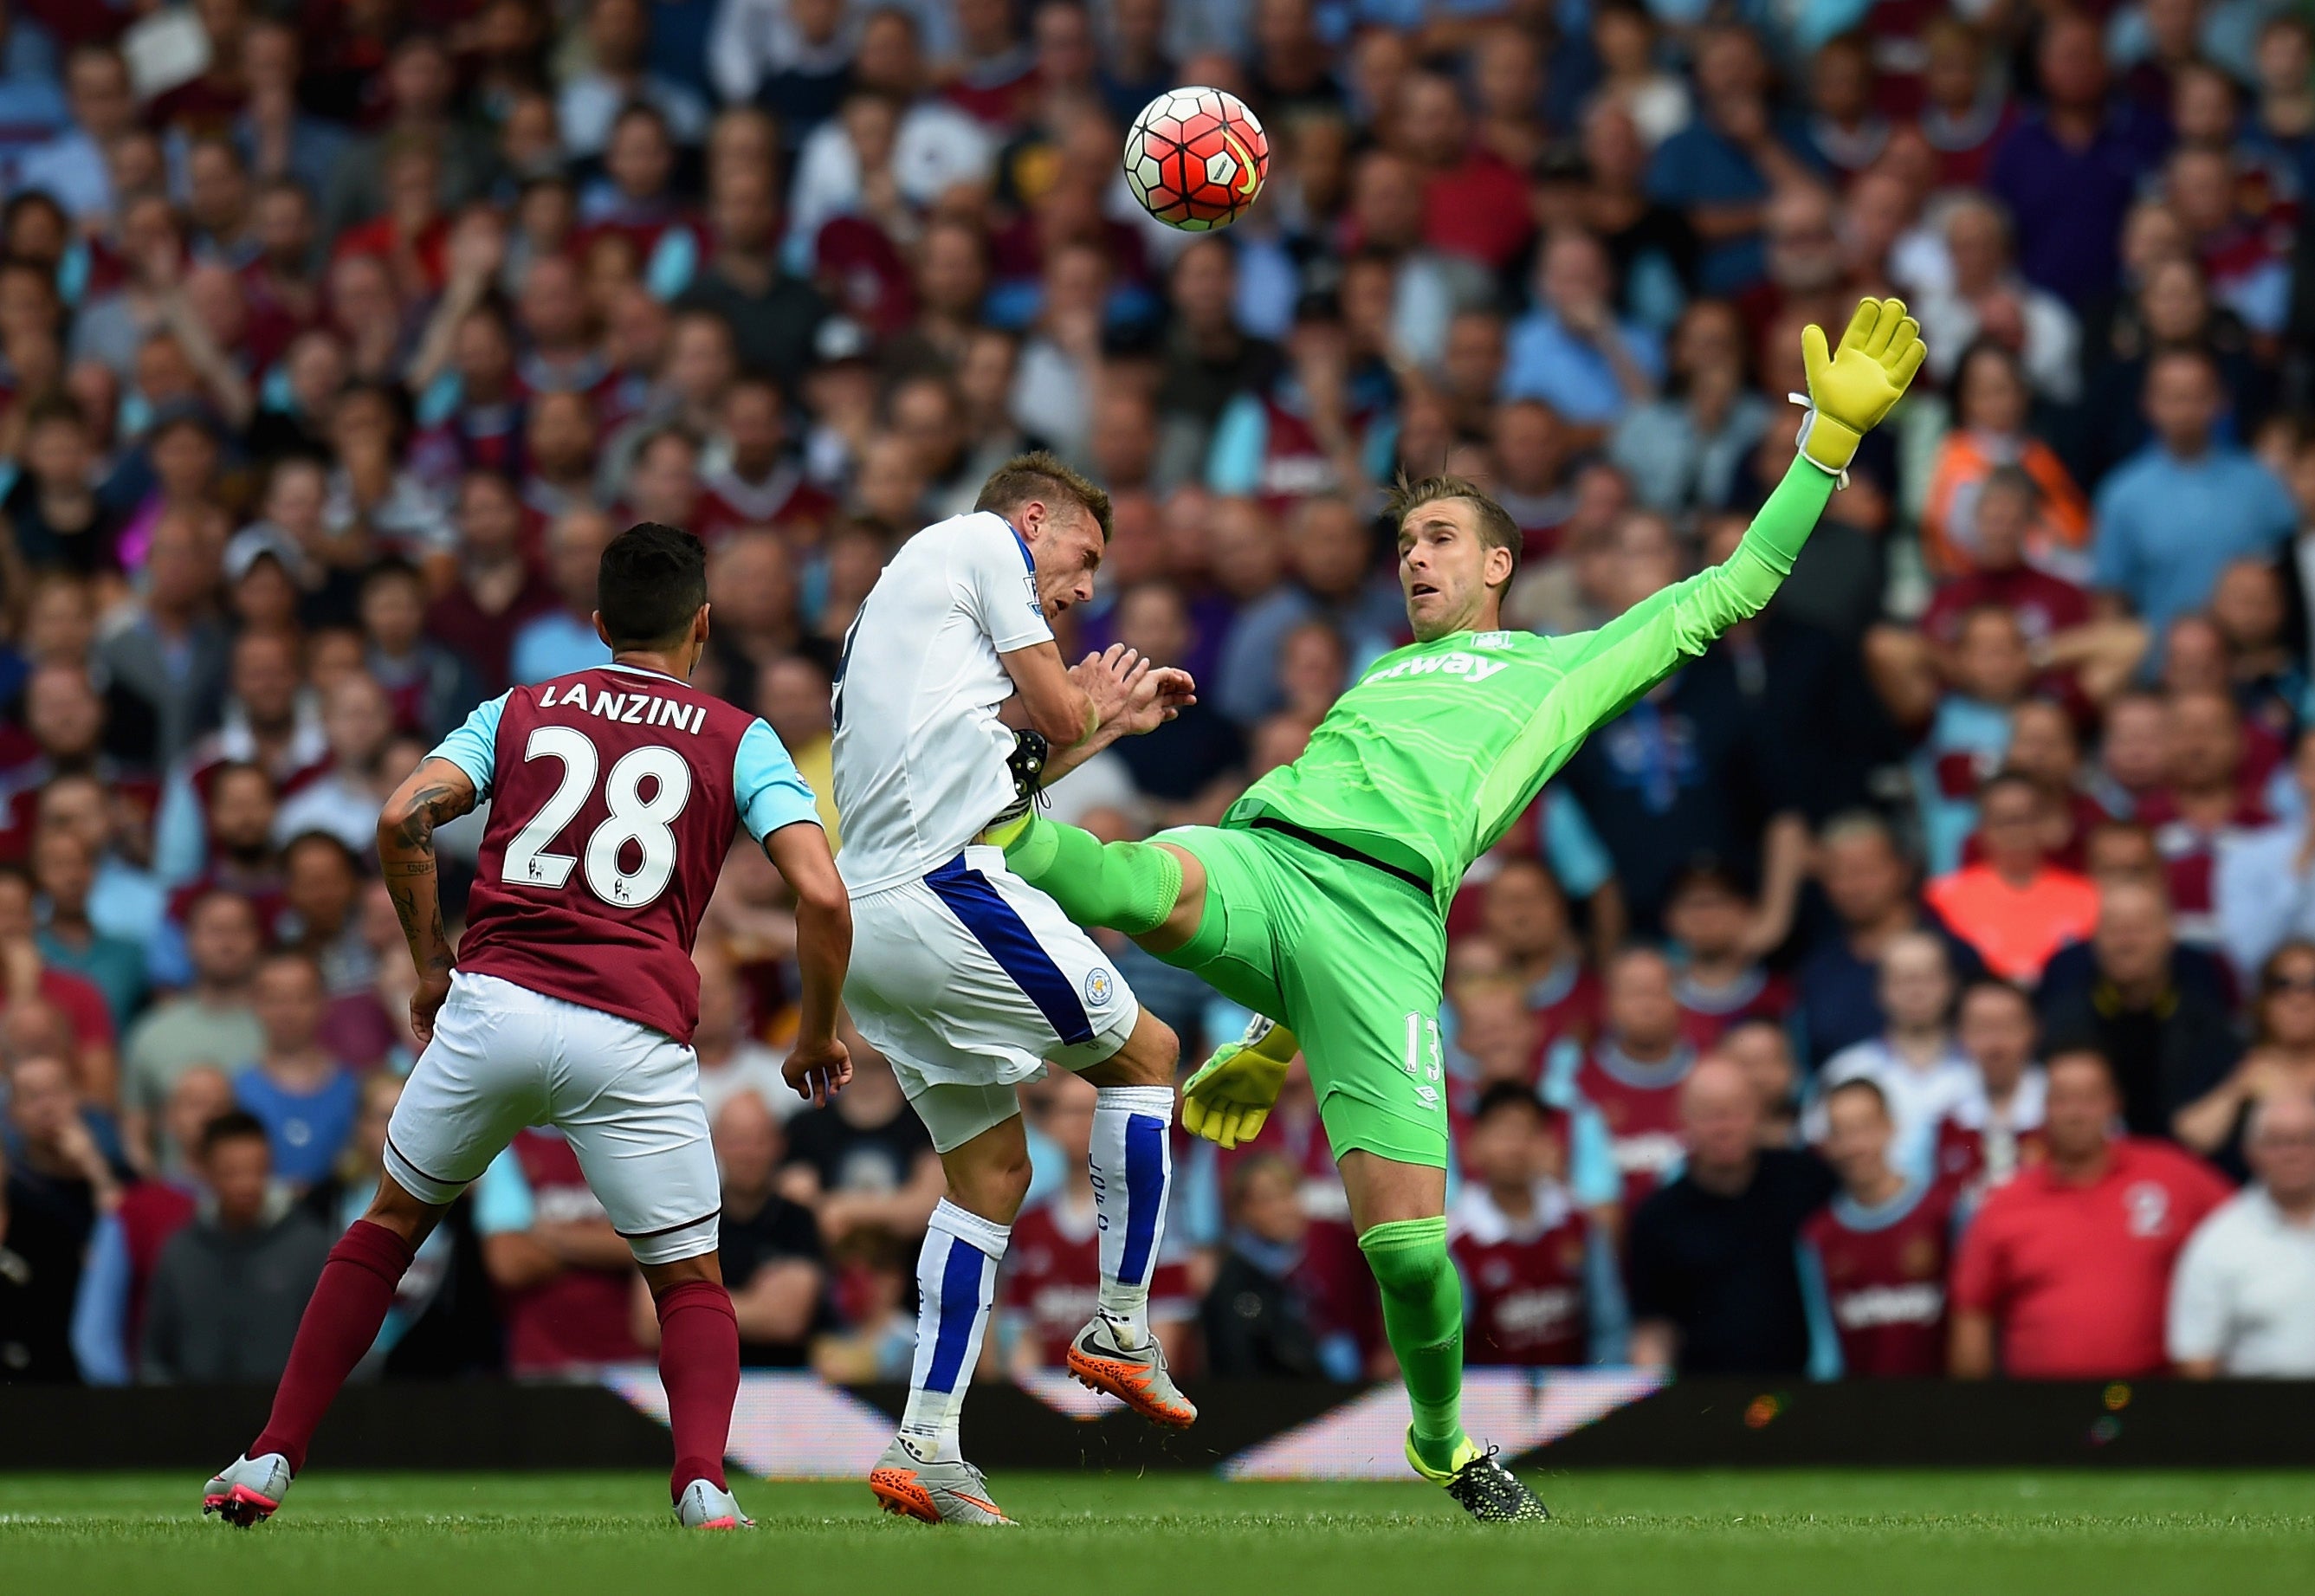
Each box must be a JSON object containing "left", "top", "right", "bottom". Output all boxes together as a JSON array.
[{"left": 1522, "top": 298, "right": 1925, "bottom": 753}]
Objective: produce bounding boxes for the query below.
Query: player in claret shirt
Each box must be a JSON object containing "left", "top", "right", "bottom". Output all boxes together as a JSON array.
[
  {"left": 998, "top": 300, "right": 1926, "bottom": 1517},
  {"left": 1799, "top": 1078, "right": 1959, "bottom": 1378},
  {"left": 202, "top": 523, "right": 852, "bottom": 1532}
]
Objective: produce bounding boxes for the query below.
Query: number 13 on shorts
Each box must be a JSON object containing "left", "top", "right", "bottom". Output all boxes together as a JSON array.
[{"left": 1403, "top": 1011, "right": 1445, "bottom": 1112}]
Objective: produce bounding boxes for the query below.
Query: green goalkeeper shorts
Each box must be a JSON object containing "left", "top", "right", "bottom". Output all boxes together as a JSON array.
[{"left": 1149, "top": 820, "right": 1450, "bottom": 1169}]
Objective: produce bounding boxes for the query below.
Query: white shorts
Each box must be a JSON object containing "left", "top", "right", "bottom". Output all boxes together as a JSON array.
[
  {"left": 844, "top": 845, "right": 1139, "bottom": 1152},
  {"left": 384, "top": 970, "right": 720, "bottom": 1264}
]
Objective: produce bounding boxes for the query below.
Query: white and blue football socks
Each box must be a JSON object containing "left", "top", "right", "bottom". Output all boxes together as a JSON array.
[
  {"left": 1090, "top": 1085, "right": 1175, "bottom": 1351},
  {"left": 897, "top": 1199, "right": 1009, "bottom": 1464}
]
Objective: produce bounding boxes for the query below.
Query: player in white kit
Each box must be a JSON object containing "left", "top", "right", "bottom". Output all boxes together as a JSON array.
[{"left": 833, "top": 453, "right": 1194, "bottom": 1526}]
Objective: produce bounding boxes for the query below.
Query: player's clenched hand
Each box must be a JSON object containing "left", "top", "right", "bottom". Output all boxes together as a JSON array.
[
  {"left": 1181, "top": 1037, "right": 1292, "bottom": 1150},
  {"left": 1795, "top": 296, "right": 1926, "bottom": 475},
  {"left": 785, "top": 1034, "right": 852, "bottom": 1108},
  {"left": 410, "top": 969, "right": 451, "bottom": 1047}
]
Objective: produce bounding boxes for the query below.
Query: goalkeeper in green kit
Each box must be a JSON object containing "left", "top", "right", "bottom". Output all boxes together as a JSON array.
[{"left": 993, "top": 299, "right": 1926, "bottom": 1519}]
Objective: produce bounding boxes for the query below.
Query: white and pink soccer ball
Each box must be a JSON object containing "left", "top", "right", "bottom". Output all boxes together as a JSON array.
[{"left": 1121, "top": 87, "right": 1271, "bottom": 233}]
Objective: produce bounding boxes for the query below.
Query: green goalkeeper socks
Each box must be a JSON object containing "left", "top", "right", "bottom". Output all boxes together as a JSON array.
[
  {"left": 1360, "top": 1217, "right": 1466, "bottom": 1475},
  {"left": 1002, "top": 814, "right": 1183, "bottom": 937}
]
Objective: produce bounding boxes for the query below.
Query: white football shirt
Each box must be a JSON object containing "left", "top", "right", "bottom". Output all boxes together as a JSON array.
[{"left": 832, "top": 510, "right": 1054, "bottom": 894}]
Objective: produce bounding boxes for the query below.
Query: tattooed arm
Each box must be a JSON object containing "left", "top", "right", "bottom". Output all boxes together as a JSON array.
[{"left": 377, "top": 757, "right": 481, "bottom": 1045}]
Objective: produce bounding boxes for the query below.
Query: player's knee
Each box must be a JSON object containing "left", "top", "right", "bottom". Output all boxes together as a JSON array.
[
  {"left": 1120, "top": 1015, "right": 1180, "bottom": 1085},
  {"left": 642, "top": 1249, "right": 722, "bottom": 1298},
  {"left": 946, "top": 1131, "right": 1033, "bottom": 1219},
  {"left": 955, "top": 1157, "right": 1031, "bottom": 1219},
  {"left": 1359, "top": 1227, "right": 1451, "bottom": 1300},
  {"left": 363, "top": 1174, "right": 445, "bottom": 1245}
]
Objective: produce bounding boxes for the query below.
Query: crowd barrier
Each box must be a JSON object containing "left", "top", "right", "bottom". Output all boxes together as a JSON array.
[{"left": 6, "top": 1373, "right": 2315, "bottom": 1476}]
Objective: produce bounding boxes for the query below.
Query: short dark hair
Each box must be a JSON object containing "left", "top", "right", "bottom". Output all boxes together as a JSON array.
[
  {"left": 1823, "top": 1076, "right": 1891, "bottom": 1118},
  {"left": 283, "top": 829, "right": 361, "bottom": 876},
  {"left": 361, "top": 553, "right": 424, "bottom": 595},
  {"left": 974, "top": 450, "right": 1113, "bottom": 541},
  {"left": 200, "top": 1108, "right": 271, "bottom": 1159},
  {"left": 1959, "top": 976, "right": 2033, "bottom": 1015},
  {"left": 1472, "top": 1081, "right": 1549, "bottom": 1124},
  {"left": 1385, "top": 471, "right": 1522, "bottom": 596},
  {"left": 598, "top": 521, "right": 708, "bottom": 649},
  {"left": 2043, "top": 1044, "right": 2118, "bottom": 1088}
]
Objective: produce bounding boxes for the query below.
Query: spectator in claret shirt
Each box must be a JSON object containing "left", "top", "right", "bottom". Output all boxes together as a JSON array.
[
  {"left": 424, "top": 472, "right": 559, "bottom": 695},
  {"left": 2132, "top": 688, "right": 2274, "bottom": 945},
  {"left": 1938, "top": 979, "right": 2049, "bottom": 1198},
  {"left": 1482, "top": 856, "right": 1604, "bottom": 1056},
  {"left": 1951, "top": 1050, "right": 2231, "bottom": 1380},
  {"left": 1543, "top": 947, "right": 1697, "bottom": 1212},
  {"left": 1798, "top": 1077, "right": 1958, "bottom": 1380},
  {"left": 1663, "top": 860, "right": 1793, "bottom": 1050},
  {"left": 1451, "top": 1082, "right": 1625, "bottom": 1367},
  {"left": 1395, "top": 69, "right": 1530, "bottom": 275}
]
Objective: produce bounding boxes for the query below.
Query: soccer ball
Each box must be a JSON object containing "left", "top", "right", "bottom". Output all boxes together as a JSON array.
[{"left": 1122, "top": 87, "right": 1269, "bottom": 232}]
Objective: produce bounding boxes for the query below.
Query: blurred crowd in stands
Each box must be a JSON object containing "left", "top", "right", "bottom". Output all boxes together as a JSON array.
[{"left": 7, "top": 0, "right": 2315, "bottom": 1391}]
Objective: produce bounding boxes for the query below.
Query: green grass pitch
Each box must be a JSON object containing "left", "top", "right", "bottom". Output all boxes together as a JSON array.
[{"left": 4, "top": 1470, "right": 2312, "bottom": 1596}]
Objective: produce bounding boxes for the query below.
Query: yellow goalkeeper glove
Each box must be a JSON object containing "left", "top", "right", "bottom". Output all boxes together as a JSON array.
[
  {"left": 1180, "top": 1016, "right": 1299, "bottom": 1150},
  {"left": 1793, "top": 296, "right": 1927, "bottom": 478}
]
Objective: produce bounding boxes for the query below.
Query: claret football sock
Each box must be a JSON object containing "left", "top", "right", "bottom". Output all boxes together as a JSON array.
[
  {"left": 1002, "top": 815, "right": 1182, "bottom": 936},
  {"left": 655, "top": 1279, "right": 741, "bottom": 1501},
  {"left": 1090, "top": 1086, "right": 1176, "bottom": 1349},
  {"left": 898, "top": 1200, "right": 1010, "bottom": 1463},
  {"left": 1359, "top": 1217, "right": 1468, "bottom": 1476},
  {"left": 250, "top": 1219, "right": 417, "bottom": 1474}
]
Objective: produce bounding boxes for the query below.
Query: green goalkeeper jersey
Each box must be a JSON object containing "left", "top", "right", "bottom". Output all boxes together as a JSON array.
[{"left": 1225, "top": 457, "right": 1835, "bottom": 915}]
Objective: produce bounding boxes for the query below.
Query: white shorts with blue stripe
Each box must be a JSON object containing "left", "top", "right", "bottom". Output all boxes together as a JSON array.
[{"left": 844, "top": 845, "right": 1140, "bottom": 1152}]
